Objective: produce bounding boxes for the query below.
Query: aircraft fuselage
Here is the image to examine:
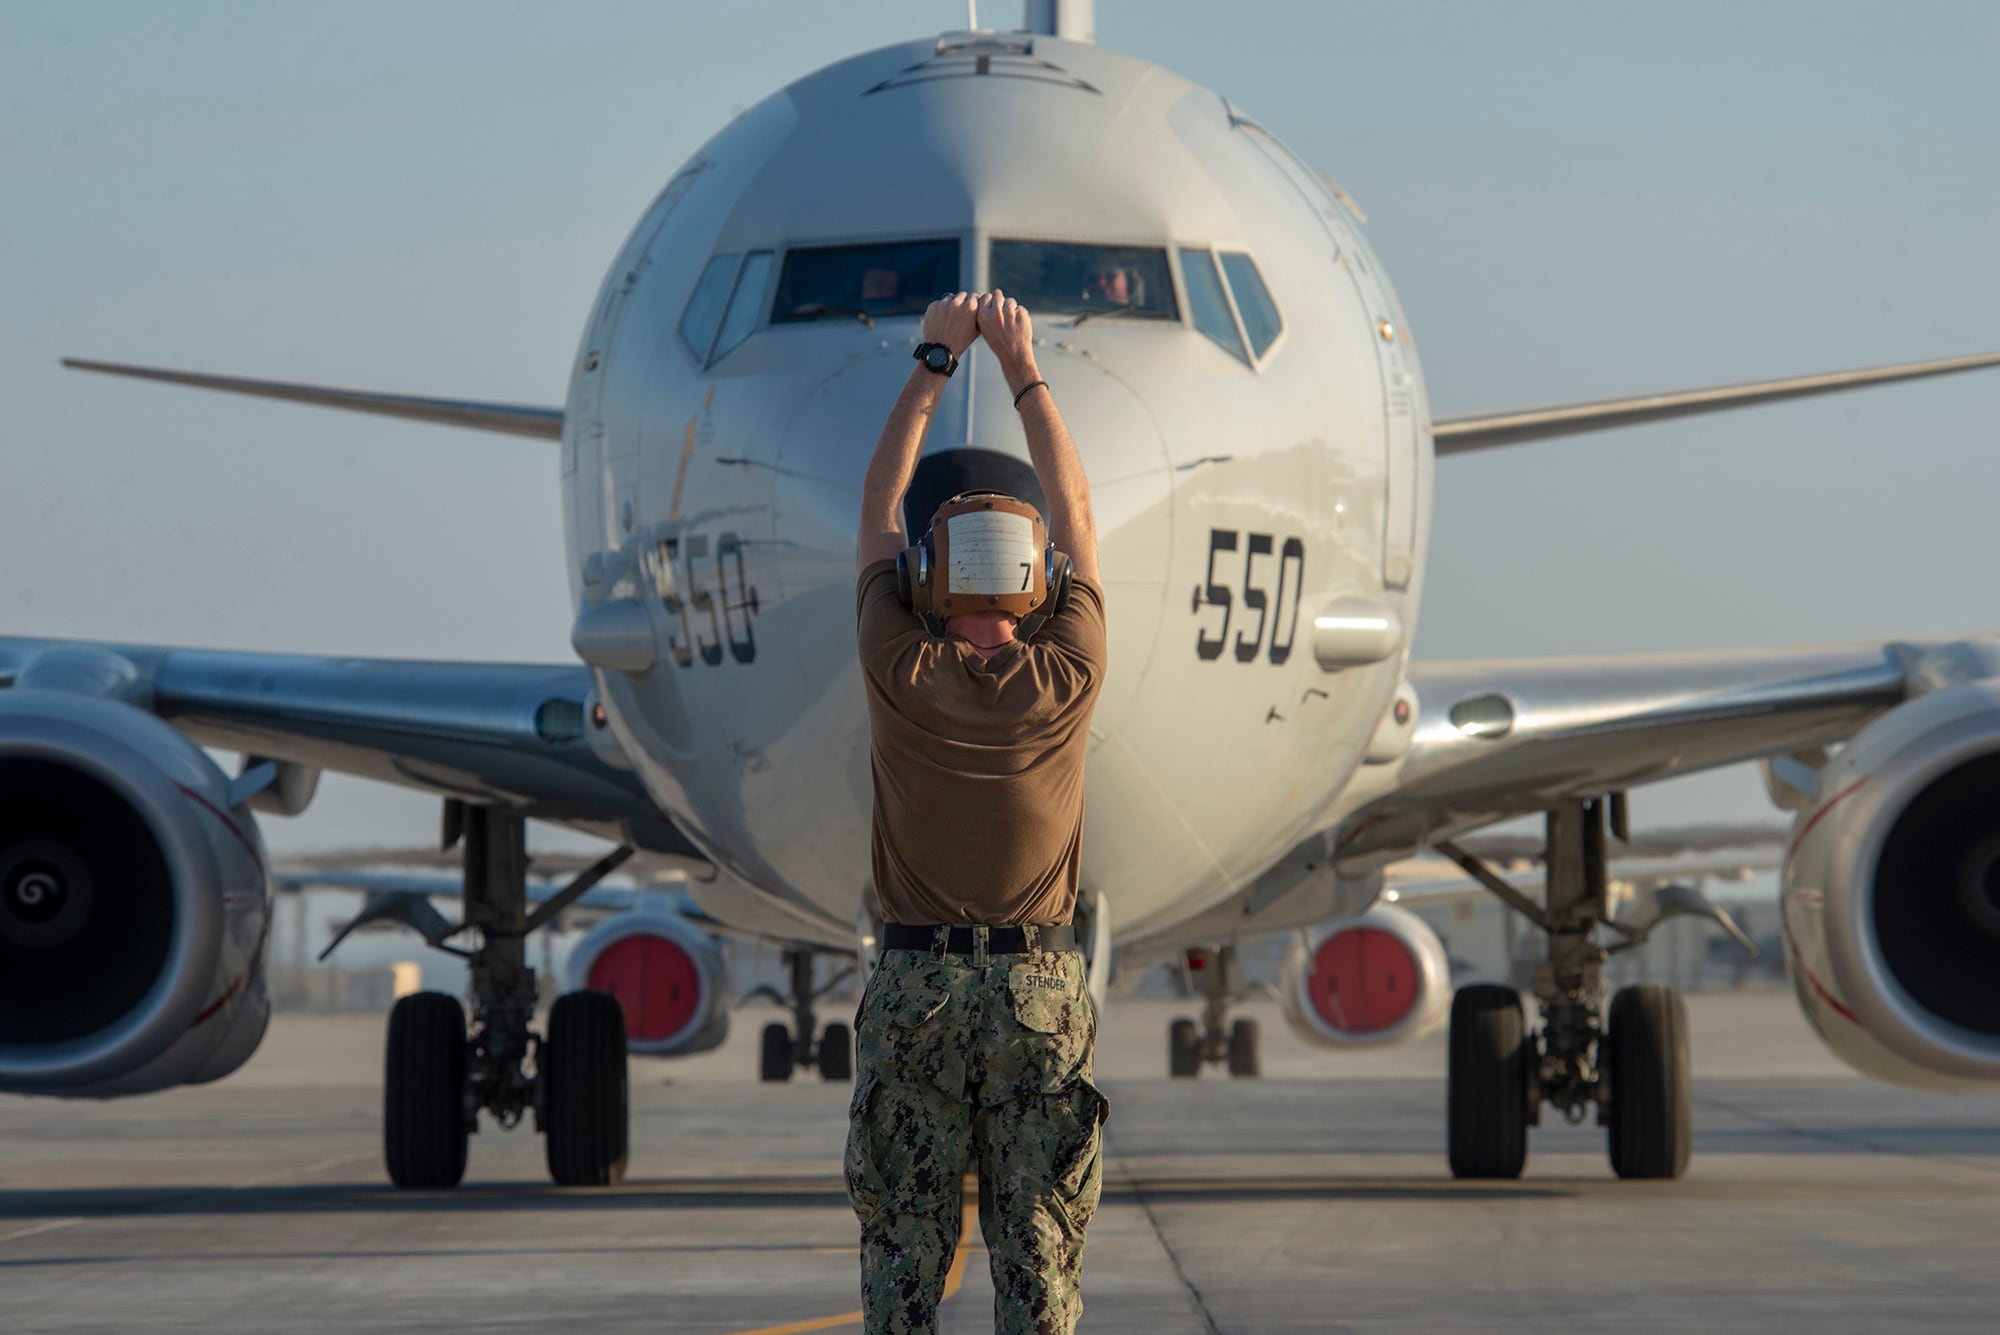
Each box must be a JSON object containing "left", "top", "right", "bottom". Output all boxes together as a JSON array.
[{"left": 563, "top": 33, "right": 1433, "bottom": 946}]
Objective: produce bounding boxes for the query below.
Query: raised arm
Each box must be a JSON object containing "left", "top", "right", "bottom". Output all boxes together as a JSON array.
[
  {"left": 977, "top": 291, "right": 1099, "bottom": 583},
  {"left": 857, "top": 294, "right": 983, "bottom": 570}
]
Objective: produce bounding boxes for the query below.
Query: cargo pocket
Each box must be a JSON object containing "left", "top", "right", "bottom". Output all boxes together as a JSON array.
[
  {"left": 1047, "top": 1078, "right": 1110, "bottom": 1240},
  {"left": 844, "top": 1072, "right": 882, "bottom": 1226}
]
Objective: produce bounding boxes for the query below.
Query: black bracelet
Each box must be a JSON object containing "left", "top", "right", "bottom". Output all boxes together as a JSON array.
[{"left": 1013, "top": 379, "right": 1049, "bottom": 408}]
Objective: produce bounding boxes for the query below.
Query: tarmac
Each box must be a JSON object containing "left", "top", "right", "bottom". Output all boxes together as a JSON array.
[{"left": 5, "top": 987, "right": 2000, "bottom": 1333}]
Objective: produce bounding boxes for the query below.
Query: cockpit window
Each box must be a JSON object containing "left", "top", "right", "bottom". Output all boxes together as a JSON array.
[
  {"left": 989, "top": 241, "right": 1177, "bottom": 320},
  {"left": 680, "top": 254, "right": 738, "bottom": 362},
  {"left": 771, "top": 239, "right": 960, "bottom": 324},
  {"left": 1178, "top": 248, "right": 1248, "bottom": 364},
  {"left": 711, "top": 251, "right": 773, "bottom": 362},
  {"left": 1218, "top": 252, "right": 1282, "bottom": 358}
]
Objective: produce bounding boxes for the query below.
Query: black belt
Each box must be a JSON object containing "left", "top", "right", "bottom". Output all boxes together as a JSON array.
[{"left": 882, "top": 923, "right": 1077, "bottom": 955}]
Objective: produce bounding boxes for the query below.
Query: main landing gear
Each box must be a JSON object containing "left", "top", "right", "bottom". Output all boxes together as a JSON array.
[
  {"left": 359, "top": 803, "right": 634, "bottom": 1189},
  {"left": 1167, "top": 943, "right": 1261, "bottom": 1078},
  {"left": 1437, "top": 797, "right": 1712, "bottom": 1181},
  {"left": 756, "top": 947, "right": 853, "bottom": 1083}
]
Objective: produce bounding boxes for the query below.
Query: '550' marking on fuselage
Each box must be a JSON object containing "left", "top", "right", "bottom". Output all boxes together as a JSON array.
[
  {"left": 1192, "top": 529, "right": 1305, "bottom": 664},
  {"left": 646, "top": 532, "right": 760, "bottom": 667}
]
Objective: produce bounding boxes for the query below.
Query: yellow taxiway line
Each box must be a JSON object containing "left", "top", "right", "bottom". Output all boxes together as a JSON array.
[{"left": 726, "top": 1190, "right": 980, "bottom": 1335}]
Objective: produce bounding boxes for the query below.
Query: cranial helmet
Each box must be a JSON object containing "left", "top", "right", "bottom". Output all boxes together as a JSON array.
[{"left": 896, "top": 490, "right": 1074, "bottom": 640}]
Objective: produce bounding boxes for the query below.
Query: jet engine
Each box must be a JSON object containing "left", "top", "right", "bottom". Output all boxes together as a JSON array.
[
  {"left": 565, "top": 909, "right": 730, "bottom": 1056},
  {"left": 1277, "top": 903, "right": 1452, "bottom": 1049},
  {"left": 0, "top": 691, "right": 271, "bottom": 1098},
  {"left": 1783, "top": 679, "right": 2000, "bottom": 1089}
]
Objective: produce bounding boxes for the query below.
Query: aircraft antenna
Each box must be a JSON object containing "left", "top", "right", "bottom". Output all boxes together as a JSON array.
[{"left": 1023, "top": 0, "right": 1095, "bottom": 42}]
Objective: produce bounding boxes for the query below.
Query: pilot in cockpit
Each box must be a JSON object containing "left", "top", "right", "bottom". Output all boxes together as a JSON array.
[
  {"left": 860, "top": 266, "right": 899, "bottom": 305},
  {"left": 1081, "top": 263, "right": 1139, "bottom": 310}
]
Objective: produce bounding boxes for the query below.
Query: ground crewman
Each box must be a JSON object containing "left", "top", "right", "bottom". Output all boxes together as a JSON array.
[{"left": 847, "top": 289, "right": 1108, "bottom": 1335}]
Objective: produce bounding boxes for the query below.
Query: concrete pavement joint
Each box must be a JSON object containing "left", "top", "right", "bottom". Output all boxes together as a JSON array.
[{"left": 1105, "top": 1128, "right": 1221, "bottom": 1335}]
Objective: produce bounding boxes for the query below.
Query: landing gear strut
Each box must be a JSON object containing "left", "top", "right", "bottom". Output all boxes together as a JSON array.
[
  {"left": 1167, "top": 943, "right": 1260, "bottom": 1078},
  {"left": 1437, "top": 797, "right": 1694, "bottom": 1180},
  {"left": 376, "top": 804, "right": 634, "bottom": 1189},
  {"left": 758, "top": 947, "right": 853, "bottom": 1083}
]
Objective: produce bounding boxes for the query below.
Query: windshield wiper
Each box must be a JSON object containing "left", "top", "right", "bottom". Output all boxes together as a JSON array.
[{"left": 789, "top": 303, "right": 876, "bottom": 328}]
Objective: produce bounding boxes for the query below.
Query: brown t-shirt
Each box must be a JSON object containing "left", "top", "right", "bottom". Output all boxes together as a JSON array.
[{"left": 856, "top": 558, "right": 1106, "bottom": 926}]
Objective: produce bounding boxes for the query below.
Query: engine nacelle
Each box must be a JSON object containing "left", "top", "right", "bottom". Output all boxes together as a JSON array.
[
  {"left": 565, "top": 910, "right": 729, "bottom": 1056},
  {"left": 0, "top": 691, "right": 271, "bottom": 1097},
  {"left": 1785, "top": 681, "right": 2000, "bottom": 1089},
  {"left": 1277, "top": 903, "right": 1452, "bottom": 1049}
]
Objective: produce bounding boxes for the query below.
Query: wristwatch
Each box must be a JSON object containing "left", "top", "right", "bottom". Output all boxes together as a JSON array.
[{"left": 913, "top": 342, "right": 959, "bottom": 377}]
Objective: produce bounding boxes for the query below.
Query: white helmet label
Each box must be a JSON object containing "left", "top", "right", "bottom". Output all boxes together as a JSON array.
[{"left": 946, "top": 510, "right": 1037, "bottom": 594}]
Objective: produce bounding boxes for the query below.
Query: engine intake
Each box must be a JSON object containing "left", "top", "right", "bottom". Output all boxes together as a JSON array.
[
  {"left": 0, "top": 692, "right": 270, "bottom": 1097},
  {"left": 0, "top": 763, "right": 177, "bottom": 1045},
  {"left": 1785, "top": 680, "right": 2000, "bottom": 1088},
  {"left": 1872, "top": 754, "right": 2000, "bottom": 1038}
]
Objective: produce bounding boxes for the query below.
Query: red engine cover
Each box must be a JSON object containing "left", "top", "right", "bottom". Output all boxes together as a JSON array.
[
  {"left": 565, "top": 909, "right": 728, "bottom": 1056},
  {"left": 1278, "top": 903, "right": 1452, "bottom": 1050},
  {"left": 1308, "top": 925, "right": 1419, "bottom": 1034},
  {"left": 586, "top": 933, "right": 701, "bottom": 1043}
]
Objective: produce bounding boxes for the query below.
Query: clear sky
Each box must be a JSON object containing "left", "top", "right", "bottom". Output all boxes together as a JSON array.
[{"left": 3, "top": 0, "right": 1997, "bottom": 863}]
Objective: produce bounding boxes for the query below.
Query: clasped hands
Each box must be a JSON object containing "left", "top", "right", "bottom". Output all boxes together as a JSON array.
[{"left": 923, "top": 291, "right": 1034, "bottom": 381}]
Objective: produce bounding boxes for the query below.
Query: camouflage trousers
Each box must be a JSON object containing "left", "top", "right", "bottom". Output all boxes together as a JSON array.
[{"left": 845, "top": 939, "right": 1108, "bottom": 1335}]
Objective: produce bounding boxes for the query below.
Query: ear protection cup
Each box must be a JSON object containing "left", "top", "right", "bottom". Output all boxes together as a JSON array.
[
  {"left": 1046, "top": 549, "right": 1074, "bottom": 618},
  {"left": 895, "top": 534, "right": 932, "bottom": 609},
  {"left": 895, "top": 533, "right": 949, "bottom": 636},
  {"left": 1015, "top": 548, "right": 1074, "bottom": 641}
]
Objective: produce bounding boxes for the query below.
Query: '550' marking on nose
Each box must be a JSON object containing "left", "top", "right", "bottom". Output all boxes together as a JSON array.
[
  {"left": 648, "top": 531, "right": 760, "bottom": 667},
  {"left": 1192, "top": 529, "right": 1305, "bottom": 664}
]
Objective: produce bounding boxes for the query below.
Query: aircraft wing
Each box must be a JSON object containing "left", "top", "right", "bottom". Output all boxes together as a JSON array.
[
  {"left": 1383, "top": 847, "right": 1784, "bottom": 915},
  {"left": 1432, "top": 351, "right": 2000, "bottom": 454},
  {"left": 1333, "top": 636, "right": 1974, "bottom": 865},
  {"left": 276, "top": 867, "right": 850, "bottom": 956},
  {"left": 59, "top": 358, "right": 564, "bottom": 441},
  {"left": 0, "top": 636, "right": 699, "bottom": 860},
  {"left": 275, "top": 867, "right": 647, "bottom": 915}
]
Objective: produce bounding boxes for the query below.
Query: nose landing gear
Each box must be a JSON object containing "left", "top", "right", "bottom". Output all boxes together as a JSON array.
[
  {"left": 756, "top": 947, "right": 853, "bottom": 1083},
  {"left": 1167, "top": 943, "right": 1261, "bottom": 1078},
  {"left": 368, "top": 803, "right": 635, "bottom": 1189},
  {"left": 1437, "top": 798, "right": 1698, "bottom": 1181}
]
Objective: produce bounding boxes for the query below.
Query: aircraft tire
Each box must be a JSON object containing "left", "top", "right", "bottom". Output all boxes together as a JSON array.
[
  {"left": 1168, "top": 1017, "right": 1201, "bottom": 1078},
  {"left": 819, "top": 1022, "right": 853, "bottom": 1082},
  {"left": 384, "top": 991, "right": 469, "bottom": 1190},
  {"left": 1227, "top": 1017, "right": 1261, "bottom": 1078},
  {"left": 543, "top": 990, "right": 629, "bottom": 1187},
  {"left": 1605, "top": 983, "right": 1692, "bottom": 1180},
  {"left": 760, "top": 1021, "right": 795, "bottom": 1082},
  {"left": 1447, "top": 984, "right": 1529, "bottom": 1180}
]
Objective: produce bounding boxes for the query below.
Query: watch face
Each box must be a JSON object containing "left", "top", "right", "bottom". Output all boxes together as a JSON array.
[{"left": 925, "top": 345, "right": 951, "bottom": 371}]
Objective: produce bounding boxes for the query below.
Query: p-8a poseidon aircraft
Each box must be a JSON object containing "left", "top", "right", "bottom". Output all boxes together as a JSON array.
[{"left": 7, "top": 2, "right": 2000, "bottom": 1189}]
